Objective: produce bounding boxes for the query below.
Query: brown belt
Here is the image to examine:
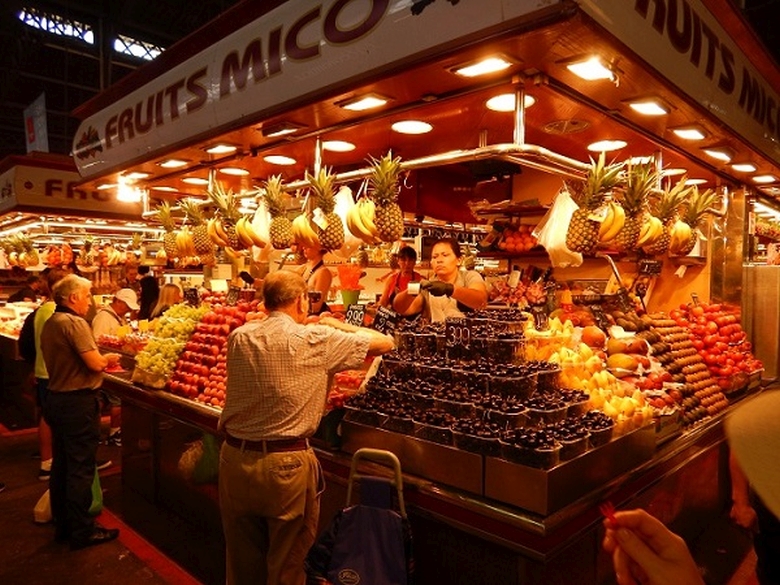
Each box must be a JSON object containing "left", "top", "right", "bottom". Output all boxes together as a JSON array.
[{"left": 225, "top": 434, "right": 309, "bottom": 453}]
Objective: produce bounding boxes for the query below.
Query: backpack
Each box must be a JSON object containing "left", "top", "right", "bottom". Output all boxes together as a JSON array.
[{"left": 18, "top": 308, "right": 38, "bottom": 364}]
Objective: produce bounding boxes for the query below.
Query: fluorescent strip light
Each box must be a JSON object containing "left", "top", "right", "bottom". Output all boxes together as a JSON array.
[{"left": 452, "top": 56, "right": 513, "bottom": 78}]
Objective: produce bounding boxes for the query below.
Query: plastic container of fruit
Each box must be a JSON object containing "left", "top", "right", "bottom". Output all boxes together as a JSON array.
[
  {"left": 450, "top": 368, "right": 489, "bottom": 393},
  {"left": 489, "top": 336, "right": 526, "bottom": 365},
  {"left": 379, "top": 357, "right": 415, "bottom": 380},
  {"left": 488, "top": 372, "right": 536, "bottom": 399},
  {"left": 343, "top": 405, "right": 389, "bottom": 428},
  {"left": 585, "top": 423, "right": 614, "bottom": 447},
  {"left": 433, "top": 397, "right": 477, "bottom": 419},
  {"left": 501, "top": 441, "right": 561, "bottom": 469},
  {"left": 558, "top": 433, "right": 590, "bottom": 460},
  {"left": 415, "top": 363, "right": 452, "bottom": 384},
  {"left": 534, "top": 366, "right": 561, "bottom": 393},
  {"left": 525, "top": 404, "right": 568, "bottom": 426},
  {"left": 452, "top": 430, "right": 502, "bottom": 457},
  {"left": 413, "top": 421, "right": 454, "bottom": 445},
  {"left": 381, "top": 414, "right": 415, "bottom": 435},
  {"left": 479, "top": 407, "right": 528, "bottom": 430},
  {"left": 414, "top": 332, "right": 438, "bottom": 357}
]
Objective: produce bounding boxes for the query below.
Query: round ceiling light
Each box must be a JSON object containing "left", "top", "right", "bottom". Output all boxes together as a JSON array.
[
  {"left": 323, "top": 140, "right": 356, "bottom": 152},
  {"left": 264, "top": 155, "right": 297, "bottom": 166},
  {"left": 182, "top": 177, "right": 210, "bottom": 185},
  {"left": 219, "top": 167, "right": 250, "bottom": 176},
  {"left": 587, "top": 139, "right": 627, "bottom": 152},
  {"left": 485, "top": 93, "right": 536, "bottom": 112},
  {"left": 391, "top": 120, "right": 432, "bottom": 134}
]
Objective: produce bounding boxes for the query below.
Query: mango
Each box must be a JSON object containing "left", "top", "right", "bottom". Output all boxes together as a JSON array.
[
  {"left": 606, "top": 353, "right": 640, "bottom": 373},
  {"left": 606, "top": 338, "right": 629, "bottom": 355}
]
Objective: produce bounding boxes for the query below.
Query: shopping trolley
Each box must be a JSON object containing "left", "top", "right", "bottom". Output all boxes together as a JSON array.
[{"left": 305, "top": 448, "right": 414, "bottom": 585}]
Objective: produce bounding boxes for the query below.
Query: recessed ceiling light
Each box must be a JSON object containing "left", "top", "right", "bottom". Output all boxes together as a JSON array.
[
  {"left": 151, "top": 186, "right": 178, "bottom": 192},
  {"left": 219, "top": 167, "right": 250, "bottom": 176},
  {"left": 182, "top": 177, "right": 210, "bottom": 185},
  {"left": 627, "top": 99, "right": 669, "bottom": 116},
  {"left": 264, "top": 155, "right": 297, "bottom": 166},
  {"left": 662, "top": 167, "right": 687, "bottom": 176},
  {"left": 261, "top": 121, "right": 305, "bottom": 138},
  {"left": 338, "top": 93, "right": 390, "bottom": 112},
  {"left": 158, "top": 159, "right": 189, "bottom": 169},
  {"left": 96, "top": 183, "right": 116, "bottom": 190},
  {"left": 206, "top": 144, "right": 237, "bottom": 155},
  {"left": 124, "top": 171, "right": 150, "bottom": 180},
  {"left": 587, "top": 139, "right": 627, "bottom": 152},
  {"left": 753, "top": 174, "right": 778, "bottom": 184},
  {"left": 323, "top": 140, "right": 356, "bottom": 152},
  {"left": 391, "top": 120, "right": 433, "bottom": 134},
  {"left": 703, "top": 147, "right": 734, "bottom": 162},
  {"left": 452, "top": 56, "right": 514, "bottom": 78},
  {"left": 684, "top": 178, "right": 708, "bottom": 185},
  {"left": 731, "top": 162, "right": 757, "bottom": 173},
  {"left": 672, "top": 126, "right": 707, "bottom": 140},
  {"left": 565, "top": 56, "right": 616, "bottom": 81},
  {"left": 485, "top": 93, "right": 536, "bottom": 112}
]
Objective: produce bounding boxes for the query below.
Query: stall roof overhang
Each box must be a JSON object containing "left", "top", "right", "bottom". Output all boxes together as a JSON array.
[{"left": 70, "top": 0, "right": 780, "bottom": 205}]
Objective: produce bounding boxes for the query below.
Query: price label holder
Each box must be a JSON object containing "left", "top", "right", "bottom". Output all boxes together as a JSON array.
[
  {"left": 345, "top": 304, "right": 366, "bottom": 327},
  {"left": 373, "top": 306, "right": 400, "bottom": 335},
  {"left": 445, "top": 317, "right": 471, "bottom": 361},
  {"left": 226, "top": 285, "right": 241, "bottom": 306},
  {"left": 530, "top": 304, "right": 549, "bottom": 331},
  {"left": 184, "top": 287, "right": 200, "bottom": 306},
  {"left": 638, "top": 259, "right": 663, "bottom": 276}
]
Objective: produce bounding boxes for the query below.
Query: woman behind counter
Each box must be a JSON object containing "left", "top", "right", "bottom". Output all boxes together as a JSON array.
[
  {"left": 298, "top": 243, "right": 332, "bottom": 315},
  {"left": 149, "top": 283, "right": 183, "bottom": 319},
  {"left": 379, "top": 246, "right": 422, "bottom": 309},
  {"left": 393, "top": 237, "right": 487, "bottom": 322}
]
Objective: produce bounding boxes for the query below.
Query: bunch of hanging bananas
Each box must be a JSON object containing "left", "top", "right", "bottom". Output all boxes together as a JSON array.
[
  {"left": 291, "top": 213, "right": 321, "bottom": 248},
  {"left": 635, "top": 216, "right": 665, "bottom": 248},
  {"left": 235, "top": 216, "right": 266, "bottom": 249},
  {"left": 346, "top": 198, "right": 382, "bottom": 245},
  {"left": 668, "top": 220, "right": 694, "bottom": 255},
  {"left": 597, "top": 201, "right": 626, "bottom": 244},
  {"left": 206, "top": 216, "right": 264, "bottom": 250},
  {"left": 176, "top": 226, "right": 196, "bottom": 258}
]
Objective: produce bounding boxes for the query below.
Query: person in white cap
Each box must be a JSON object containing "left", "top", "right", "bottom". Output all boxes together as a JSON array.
[
  {"left": 91, "top": 288, "right": 138, "bottom": 447},
  {"left": 601, "top": 390, "right": 780, "bottom": 585}
]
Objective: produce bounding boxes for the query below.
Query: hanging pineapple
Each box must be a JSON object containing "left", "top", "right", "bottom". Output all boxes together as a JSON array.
[
  {"left": 155, "top": 201, "right": 178, "bottom": 260},
  {"left": 179, "top": 198, "right": 214, "bottom": 255},
  {"left": 642, "top": 177, "right": 692, "bottom": 256},
  {"left": 307, "top": 167, "right": 344, "bottom": 251},
  {"left": 669, "top": 186, "right": 719, "bottom": 256},
  {"left": 565, "top": 152, "right": 625, "bottom": 254},
  {"left": 79, "top": 237, "right": 95, "bottom": 266},
  {"left": 368, "top": 151, "right": 404, "bottom": 242},
  {"left": 264, "top": 175, "right": 294, "bottom": 249},
  {"left": 207, "top": 181, "right": 243, "bottom": 249},
  {"left": 614, "top": 162, "right": 658, "bottom": 252}
]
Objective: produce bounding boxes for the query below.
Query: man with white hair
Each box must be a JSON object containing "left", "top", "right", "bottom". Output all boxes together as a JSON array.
[{"left": 41, "top": 274, "right": 121, "bottom": 550}]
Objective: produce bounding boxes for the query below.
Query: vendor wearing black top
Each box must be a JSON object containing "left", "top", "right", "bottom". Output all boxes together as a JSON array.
[
  {"left": 299, "top": 243, "right": 332, "bottom": 315},
  {"left": 137, "top": 265, "right": 160, "bottom": 321},
  {"left": 8, "top": 274, "right": 43, "bottom": 302}
]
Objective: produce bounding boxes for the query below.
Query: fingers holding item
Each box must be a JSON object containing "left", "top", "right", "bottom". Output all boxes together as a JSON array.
[{"left": 613, "top": 545, "right": 641, "bottom": 585}]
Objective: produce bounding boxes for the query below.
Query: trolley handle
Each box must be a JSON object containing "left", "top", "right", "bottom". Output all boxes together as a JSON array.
[{"left": 346, "top": 448, "right": 407, "bottom": 518}]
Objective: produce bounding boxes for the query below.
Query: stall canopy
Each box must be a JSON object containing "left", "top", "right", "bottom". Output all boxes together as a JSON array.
[{"left": 70, "top": 0, "right": 780, "bottom": 220}]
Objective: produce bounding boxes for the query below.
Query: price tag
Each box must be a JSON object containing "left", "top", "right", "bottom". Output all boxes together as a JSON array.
[
  {"left": 373, "top": 306, "right": 400, "bottom": 335},
  {"left": 226, "top": 286, "right": 241, "bottom": 306},
  {"left": 530, "top": 305, "right": 549, "bottom": 331},
  {"left": 445, "top": 317, "right": 471, "bottom": 361},
  {"left": 345, "top": 304, "right": 366, "bottom": 327},
  {"left": 184, "top": 287, "right": 200, "bottom": 306},
  {"left": 638, "top": 259, "right": 663, "bottom": 276}
]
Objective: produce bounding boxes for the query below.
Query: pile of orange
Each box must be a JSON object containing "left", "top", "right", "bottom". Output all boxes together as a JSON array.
[{"left": 496, "top": 224, "right": 539, "bottom": 254}]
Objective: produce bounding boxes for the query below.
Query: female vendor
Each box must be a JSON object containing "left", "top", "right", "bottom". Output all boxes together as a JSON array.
[
  {"left": 379, "top": 246, "right": 422, "bottom": 309},
  {"left": 299, "top": 243, "right": 332, "bottom": 315},
  {"left": 393, "top": 238, "right": 487, "bottom": 322}
]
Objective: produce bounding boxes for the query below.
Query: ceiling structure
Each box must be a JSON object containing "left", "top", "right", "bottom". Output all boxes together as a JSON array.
[{"left": 2, "top": 0, "right": 780, "bottom": 219}]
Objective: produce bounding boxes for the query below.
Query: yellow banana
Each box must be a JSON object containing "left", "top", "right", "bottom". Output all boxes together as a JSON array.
[
  {"left": 346, "top": 203, "right": 375, "bottom": 244},
  {"left": 636, "top": 216, "right": 663, "bottom": 247},
  {"left": 213, "top": 218, "right": 231, "bottom": 247},
  {"left": 242, "top": 218, "right": 266, "bottom": 248},
  {"left": 223, "top": 246, "right": 242, "bottom": 261},
  {"left": 668, "top": 220, "right": 692, "bottom": 255},
  {"left": 357, "top": 198, "right": 381, "bottom": 243},
  {"left": 601, "top": 203, "right": 625, "bottom": 243},
  {"left": 235, "top": 217, "right": 254, "bottom": 249},
  {"left": 292, "top": 213, "right": 321, "bottom": 248},
  {"left": 598, "top": 203, "right": 616, "bottom": 240}
]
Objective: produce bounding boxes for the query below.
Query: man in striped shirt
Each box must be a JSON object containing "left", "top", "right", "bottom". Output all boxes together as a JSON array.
[{"left": 218, "top": 270, "right": 394, "bottom": 585}]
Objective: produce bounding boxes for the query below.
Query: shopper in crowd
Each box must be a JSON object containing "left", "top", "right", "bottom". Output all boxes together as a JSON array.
[
  {"left": 218, "top": 270, "right": 394, "bottom": 585},
  {"left": 602, "top": 390, "right": 780, "bottom": 585},
  {"left": 33, "top": 267, "right": 70, "bottom": 481},
  {"left": 40, "top": 274, "right": 121, "bottom": 550},
  {"left": 297, "top": 243, "right": 332, "bottom": 315},
  {"left": 136, "top": 265, "right": 159, "bottom": 321},
  {"left": 91, "top": 288, "right": 138, "bottom": 448},
  {"left": 378, "top": 246, "right": 422, "bottom": 309},
  {"left": 392, "top": 237, "right": 487, "bottom": 322},
  {"left": 8, "top": 274, "right": 44, "bottom": 302},
  {"left": 149, "top": 283, "right": 183, "bottom": 319}
]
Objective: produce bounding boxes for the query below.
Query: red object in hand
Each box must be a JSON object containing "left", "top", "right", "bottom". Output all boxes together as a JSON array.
[{"left": 599, "top": 501, "right": 617, "bottom": 527}]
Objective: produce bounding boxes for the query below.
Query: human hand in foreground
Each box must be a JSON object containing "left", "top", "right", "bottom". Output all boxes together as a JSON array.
[
  {"left": 602, "top": 509, "right": 704, "bottom": 585},
  {"left": 420, "top": 280, "right": 454, "bottom": 297},
  {"left": 104, "top": 353, "right": 121, "bottom": 367}
]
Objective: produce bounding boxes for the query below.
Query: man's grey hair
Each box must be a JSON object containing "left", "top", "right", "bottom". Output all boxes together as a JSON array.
[
  {"left": 262, "top": 271, "right": 307, "bottom": 311},
  {"left": 52, "top": 274, "right": 92, "bottom": 305}
]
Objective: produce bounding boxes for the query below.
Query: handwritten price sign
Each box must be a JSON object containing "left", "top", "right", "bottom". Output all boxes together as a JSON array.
[{"left": 345, "top": 304, "right": 366, "bottom": 327}]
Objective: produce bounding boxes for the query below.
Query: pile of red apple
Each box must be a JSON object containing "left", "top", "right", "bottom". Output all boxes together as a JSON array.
[
  {"left": 670, "top": 302, "right": 763, "bottom": 390},
  {"left": 166, "top": 296, "right": 265, "bottom": 408}
]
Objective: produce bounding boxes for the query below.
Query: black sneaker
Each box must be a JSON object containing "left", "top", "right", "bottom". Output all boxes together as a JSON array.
[
  {"left": 69, "top": 525, "right": 119, "bottom": 550},
  {"left": 38, "top": 468, "right": 51, "bottom": 481},
  {"left": 107, "top": 431, "right": 121, "bottom": 447},
  {"left": 96, "top": 460, "right": 112, "bottom": 471}
]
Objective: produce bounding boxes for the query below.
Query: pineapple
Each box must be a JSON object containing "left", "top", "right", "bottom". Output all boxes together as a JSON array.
[
  {"left": 207, "top": 181, "right": 242, "bottom": 249},
  {"left": 264, "top": 175, "right": 294, "bottom": 249},
  {"left": 565, "top": 153, "right": 625, "bottom": 254},
  {"left": 180, "top": 198, "right": 213, "bottom": 254},
  {"left": 79, "top": 237, "right": 95, "bottom": 266},
  {"left": 643, "top": 177, "right": 692, "bottom": 256},
  {"left": 155, "top": 201, "right": 178, "bottom": 259},
  {"left": 676, "top": 186, "right": 719, "bottom": 255},
  {"left": 307, "top": 167, "right": 344, "bottom": 251},
  {"left": 614, "top": 162, "right": 658, "bottom": 252},
  {"left": 369, "top": 151, "right": 404, "bottom": 242}
]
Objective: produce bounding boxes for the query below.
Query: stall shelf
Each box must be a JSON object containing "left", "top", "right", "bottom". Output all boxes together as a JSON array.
[{"left": 103, "top": 369, "right": 755, "bottom": 585}]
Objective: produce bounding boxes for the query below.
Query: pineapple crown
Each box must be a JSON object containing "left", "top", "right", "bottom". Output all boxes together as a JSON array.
[
  {"left": 368, "top": 151, "right": 403, "bottom": 206},
  {"left": 207, "top": 181, "right": 241, "bottom": 223},
  {"left": 179, "top": 198, "right": 205, "bottom": 226},
  {"left": 155, "top": 201, "right": 176, "bottom": 232},
  {"left": 620, "top": 162, "right": 658, "bottom": 215},
  {"left": 572, "top": 152, "right": 625, "bottom": 208},
  {"left": 263, "top": 175, "right": 287, "bottom": 218},
  {"left": 682, "top": 187, "right": 719, "bottom": 227},
  {"left": 651, "top": 177, "right": 693, "bottom": 221},
  {"left": 306, "top": 167, "right": 336, "bottom": 214}
]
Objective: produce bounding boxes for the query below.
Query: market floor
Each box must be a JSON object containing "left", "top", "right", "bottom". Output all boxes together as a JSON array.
[
  {"left": 0, "top": 420, "right": 764, "bottom": 585},
  {"left": 0, "top": 423, "right": 202, "bottom": 585}
]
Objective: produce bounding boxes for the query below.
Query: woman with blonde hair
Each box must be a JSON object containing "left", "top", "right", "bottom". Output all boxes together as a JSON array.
[{"left": 150, "top": 283, "right": 183, "bottom": 319}]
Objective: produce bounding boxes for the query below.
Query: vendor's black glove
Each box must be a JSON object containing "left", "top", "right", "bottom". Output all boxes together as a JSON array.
[{"left": 421, "top": 280, "right": 454, "bottom": 297}]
